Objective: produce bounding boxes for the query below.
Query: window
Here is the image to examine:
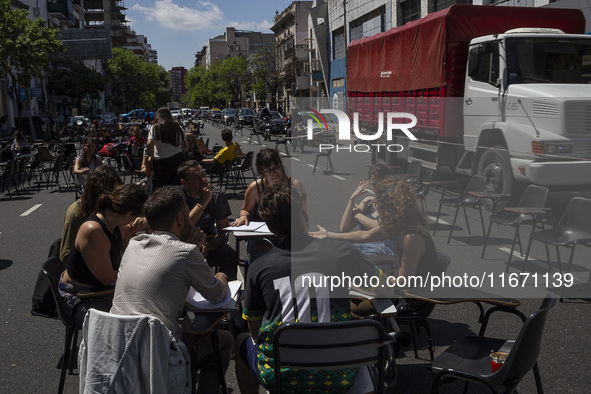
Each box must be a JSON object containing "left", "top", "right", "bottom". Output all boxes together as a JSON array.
[
  {"left": 333, "top": 28, "right": 345, "bottom": 60},
  {"left": 401, "top": 0, "right": 421, "bottom": 25},
  {"left": 332, "top": 78, "right": 344, "bottom": 88},
  {"left": 434, "top": 0, "right": 471, "bottom": 12},
  {"left": 468, "top": 43, "right": 500, "bottom": 85}
]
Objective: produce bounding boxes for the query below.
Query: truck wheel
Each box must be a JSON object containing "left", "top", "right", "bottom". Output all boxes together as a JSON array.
[{"left": 477, "top": 148, "right": 512, "bottom": 210}]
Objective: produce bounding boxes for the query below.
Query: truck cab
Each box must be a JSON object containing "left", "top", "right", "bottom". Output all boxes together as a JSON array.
[{"left": 463, "top": 29, "right": 591, "bottom": 192}]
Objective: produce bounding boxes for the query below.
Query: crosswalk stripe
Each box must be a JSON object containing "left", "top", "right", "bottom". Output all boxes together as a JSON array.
[{"left": 21, "top": 204, "right": 42, "bottom": 217}]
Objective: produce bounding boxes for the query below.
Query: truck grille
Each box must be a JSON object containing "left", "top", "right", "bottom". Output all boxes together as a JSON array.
[
  {"left": 565, "top": 102, "right": 591, "bottom": 135},
  {"left": 573, "top": 140, "right": 591, "bottom": 160},
  {"left": 533, "top": 101, "right": 559, "bottom": 116}
]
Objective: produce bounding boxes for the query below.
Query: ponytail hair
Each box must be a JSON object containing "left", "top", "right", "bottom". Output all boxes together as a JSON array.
[{"left": 96, "top": 184, "right": 147, "bottom": 217}]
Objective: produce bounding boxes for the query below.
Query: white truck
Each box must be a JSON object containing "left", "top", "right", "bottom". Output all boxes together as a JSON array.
[{"left": 347, "top": 5, "right": 591, "bottom": 196}]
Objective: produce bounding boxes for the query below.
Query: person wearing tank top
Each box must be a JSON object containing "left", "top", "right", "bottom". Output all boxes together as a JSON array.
[
  {"left": 310, "top": 176, "right": 436, "bottom": 283},
  {"left": 231, "top": 148, "right": 307, "bottom": 228}
]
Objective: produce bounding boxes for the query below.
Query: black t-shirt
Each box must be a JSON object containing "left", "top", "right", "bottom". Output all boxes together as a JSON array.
[
  {"left": 242, "top": 234, "right": 383, "bottom": 391},
  {"left": 183, "top": 187, "right": 231, "bottom": 236}
]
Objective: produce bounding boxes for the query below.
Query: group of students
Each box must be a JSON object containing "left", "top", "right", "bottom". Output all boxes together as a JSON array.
[{"left": 52, "top": 101, "right": 438, "bottom": 391}]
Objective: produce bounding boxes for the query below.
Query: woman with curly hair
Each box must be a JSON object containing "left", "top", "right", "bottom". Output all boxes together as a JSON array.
[{"left": 310, "top": 176, "right": 435, "bottom": 283}]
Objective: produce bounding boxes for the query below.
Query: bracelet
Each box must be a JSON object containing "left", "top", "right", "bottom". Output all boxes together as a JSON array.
[{"left": 195, "top": 204, "right": 204, "bottom": 211}]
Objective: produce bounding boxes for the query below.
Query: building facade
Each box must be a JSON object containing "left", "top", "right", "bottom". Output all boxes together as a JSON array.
[{"left": 169, "top": 67, "right": 188, "bottom": 103}]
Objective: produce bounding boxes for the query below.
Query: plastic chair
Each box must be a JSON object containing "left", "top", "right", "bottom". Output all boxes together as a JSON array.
[
  {"left": 481, "top": 185, "right": 549, "bottom": 267},
  {"left": 272, "top": 319, "right": 389, "bottom": 393},
  {"left": 312, "top": 141, "right": 334, "bottom": 174},
  {"left": 41, "top": 153, "right": 64, "bottom": 191},
  {"left": 41, "top": 257, "right": 111, "bottom": 393},
  {"left": 60, "top": 153, "right": 76, "bottom": 187},
  {"left": 521, "top": 197, "right": 591, "bottom": 280},
  {"left": 415, "top": 169, "right": 434, "bottom": 213},
  {"left": 231, "top": 151, "right": 254, "bottom": 189},
  {"left": 0, "top": 159, "right": 17, "bottom": 198},
  {"left": 429, "top": 293, "right": 557, "bottom": 394},
  {"left": 395, "top": 249, "right": 452, "bottom": 361},
  {"left": 433, "top": 175, "right": 486, "bottom": 244},
  {"left": 404, "top": 160, "right": 423, "bottom": 185}
]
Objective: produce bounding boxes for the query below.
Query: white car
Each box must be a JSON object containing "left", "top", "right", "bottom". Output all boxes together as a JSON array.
[{"left": 171, "top": 110, "right": 182, "bottom": 119}]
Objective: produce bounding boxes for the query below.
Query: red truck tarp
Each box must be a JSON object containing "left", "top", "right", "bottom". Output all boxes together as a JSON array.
[{"left": 347, "top": 5, "right": 585, "bottom": 95}]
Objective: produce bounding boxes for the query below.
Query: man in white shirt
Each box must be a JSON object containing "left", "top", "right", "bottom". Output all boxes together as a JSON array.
[{"left": 111, "top": 185, "right": 233, "bottom": 393}]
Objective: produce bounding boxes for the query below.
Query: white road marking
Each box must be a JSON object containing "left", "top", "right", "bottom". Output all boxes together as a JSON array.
[
  {"left": 428, "top": 216, "right": 449, "bottom": 225},
  {"left": 497, "top": 247, "right": 557, "bottom": 272},
  {"left": 291, "top": 157, "right": 301, "bottom": 161},
  {"left": 332, "top": 175, "right": 346, "bottom": 181},
  {"left": 307, "top": 164, "right": 315, "bottom": 168},
  {"left": 21, "top": 204, "right": 42, "bottom": 217}
]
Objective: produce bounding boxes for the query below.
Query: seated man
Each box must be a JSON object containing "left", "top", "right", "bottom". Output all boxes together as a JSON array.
[
  {"left": 178, "top": 160, "right": 238, "bottom": 280},
  {"left": 201, "top": 128, "right": 245, "bottom": 171},
  {"left": 111, "top": 186, "right": 233, "bottom": 393},
  {"left": 235, "top": 184, "right": 391, "bottom": 393}
]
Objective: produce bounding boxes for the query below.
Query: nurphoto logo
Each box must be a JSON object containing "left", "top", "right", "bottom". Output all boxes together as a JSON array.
[{"left": 304, "top": 108, "right": 418, "bottom": 153}]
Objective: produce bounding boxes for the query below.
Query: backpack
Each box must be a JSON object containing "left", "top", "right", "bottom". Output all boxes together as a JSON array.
[
  {"left": 99, "top": 142, "right": 114, "bottom": 157},
  {"left": 30, "top": 239, "right": 63, "bottom": 319}
]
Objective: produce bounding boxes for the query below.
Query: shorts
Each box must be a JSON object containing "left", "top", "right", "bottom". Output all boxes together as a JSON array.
[{"left": 239, "top": 336, "right": 263, "bottom": 385}]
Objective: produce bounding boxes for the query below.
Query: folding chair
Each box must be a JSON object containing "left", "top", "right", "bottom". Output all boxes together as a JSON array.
[
  {"left": 312, "top": 141, "right": 334, "bottom": 174},
  {"left": 521, "top": 197, "right": 591, "bottom": 281},
  {"left": 231, "top": 151, "right": 254, "bottom": 189},
  {"left": 480, "top": 185, "right": 549, "bottom": 269},
  {"left": 41, "top": 257, "right": 112, "bottom": 393},
  {"left": 273, "top": 320, "right": 389, "bottom": 393},
  {"left": 415, "top": 169, "right": 434, "bottom": 213},
  {"left": 433, "top": 175, "right": 486, "bottom": 244},
  {"left": 404, "top": 159, "right": 423, "bottom": 185},
  {"left": 430, "top": 293, "right": 557, "bottom": 394}
]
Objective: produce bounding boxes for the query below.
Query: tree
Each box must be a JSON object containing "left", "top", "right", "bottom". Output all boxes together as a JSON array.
[
  {"left": 106, "top": 48, "right": 171, "bottom": 111},
  {"left": 250, "top": 47, "right": 281, "bottom": 106},
  {"left": 49, "top": 63, "right": 105, "bottom": 112},
  {"left": 0, "top": 0, "right": 64, "bottom": 126}
]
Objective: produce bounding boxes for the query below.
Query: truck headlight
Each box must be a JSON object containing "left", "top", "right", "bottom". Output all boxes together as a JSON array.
[{"left": 545, "top": 143, "right": 573, "bottom": 154}]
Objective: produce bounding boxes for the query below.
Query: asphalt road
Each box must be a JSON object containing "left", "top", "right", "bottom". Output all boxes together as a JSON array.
[{"left": 1, "top": 121, "right": 590, "bottom": 393}]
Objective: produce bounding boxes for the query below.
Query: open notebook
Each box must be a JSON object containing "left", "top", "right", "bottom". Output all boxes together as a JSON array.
[
  {"left": 186, "top": 280, "right": 242, "bottom": 310},
  {"left": 223, "top": 221, "right": 270, "bottom": 233}
]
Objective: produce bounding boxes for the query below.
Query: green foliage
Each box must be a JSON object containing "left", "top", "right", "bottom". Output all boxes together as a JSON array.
[
  {"left": 0, "top": 0, "right": 64, "bottom": 118},
  {"left": 184, "top": 56, "right": 252, "bottom": 108},
  {"left": 49, "top": 63, "right": 105, "bottom": 109},
  {"left": 250, "top": 47, "right": 281, "bottom": 100},
  {"left": 107, "top": 48, "right": 171, "bottom": 110}
]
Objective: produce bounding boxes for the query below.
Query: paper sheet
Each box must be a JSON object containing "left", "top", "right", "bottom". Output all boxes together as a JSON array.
[
  {"left": 223, "top": 221, "right": 266, "bottom": 232},
  {"left": 187, "top": 280, "right": 242, "bottom": 309}
]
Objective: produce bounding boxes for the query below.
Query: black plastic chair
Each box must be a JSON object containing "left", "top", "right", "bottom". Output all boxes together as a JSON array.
[
  {"left": 521, "top": 197, "right": 591, "bottom": 280},
  {"left": 41, "top": 257, "right": 111, "bottom": 394},
  {"left": 312, "top": 140, "right": 335, "bottom": 174},
  {"left": 0, "top": 159, "right": 17, "bottom": 198},
  {"left": 481, "top": 185, "right": 550, "bottom": 268},
  {"left": 395, "top": 249, "right": 452, "bottom": 361},
  {"left": 429, "top": 293, "right": 557, "bottom": 394},
  {"left": 415, "top": 169, "right": 434, "bottom": 213},
  {"left": 41, "top": 153, "right": 64, "bottom": 191},
  {"left": 433, "top": 175, "right": 486, "bottom": 244},
  {"left": 272, "top": 320, "right": 389, "bottom": 393},
  {"left": 231, "top": 151, "right": 254, "bottom": 189},
  {"left": 404, "top": 159, "right": 423, "bottom": 185}
]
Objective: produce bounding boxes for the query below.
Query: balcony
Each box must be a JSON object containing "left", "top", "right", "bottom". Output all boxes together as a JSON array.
[{"left": 47, "top": 0, "right": 75, "bottom": 26}]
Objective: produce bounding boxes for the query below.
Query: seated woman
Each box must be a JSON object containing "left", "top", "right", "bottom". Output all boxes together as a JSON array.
[
  {"left": 184, "top": 132, "right": 204, "bottom": 162},
  {"left": 59, "top": 184, "right": 148, "bottom": 311},
  {"left": 310, "top": 176, "right": 435, "bottom": 288},
  {"left": 231, "top": 148, "right": 307, "bottom": 262},
  {"left": 340, "top": 164, "right": 396, "bottom": 266},
  {"left": 74, "top": 138, "right": 102, "bottom": 184},
  {"left": 127, "top": 126, "right": 145, "bottom": 157},
  {"left": 11, "top": 130, "right": 30, "bottom": 154}
]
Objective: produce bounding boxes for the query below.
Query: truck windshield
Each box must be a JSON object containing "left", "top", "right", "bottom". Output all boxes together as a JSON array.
[{"left": 506, "top": 37, "right": 591, "bottom": 85}]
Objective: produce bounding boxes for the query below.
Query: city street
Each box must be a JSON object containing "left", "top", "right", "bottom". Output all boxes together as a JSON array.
[{"left": 1, "top": 121, "right": 591, "bottom": 392}]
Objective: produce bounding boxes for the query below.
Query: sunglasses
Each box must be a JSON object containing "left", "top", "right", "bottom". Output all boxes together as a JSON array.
[{"left": 263, "top": 166, "right": 282, "bottom": 176}]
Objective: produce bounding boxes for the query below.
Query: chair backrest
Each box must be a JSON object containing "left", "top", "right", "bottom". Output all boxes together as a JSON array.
[
  {"left": 462, "top": 175, "right": 486, "bottom": 203},
  {"left": 41, "top": 257, "right": 70, "bottom": 326},
  {"left": 417, "top": 169, "right": 434, "bottom": 195},
  {"left": 239, "top": 151, "right": 254, "bottom": 171},
  {"left": 498, "top": 293, "right": 557, "bottom": 385},
  {"left": 80, "top": 309, "right": 190, "bottom": 393},
  {"left": 273, "top": 319, "right": 387, "bottom": 393},
  {"left": 406, "top": 160, "right": 422, "bottom": 176},
  {"left": 121, "top": 154, "right": 134, "bottom": 173},
  {"left": 51, "top": 154, "right": 64, "bottom": 171},
  {"left": 62, "top": 153, "right": 76, "bottom": 171},
  {"left": 556, "top": 197, "right": 591, "bottom": 241},
  {"left": 2, "top": 159, "right": 15, "bottom": 177},
  {"left": 518, "top": 185, "right": 549, "bottom": 208}
]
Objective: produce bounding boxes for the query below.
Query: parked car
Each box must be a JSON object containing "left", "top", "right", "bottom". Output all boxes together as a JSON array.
[
  {"left": 210, "top": 109, "right": 222, "bottom": 120},
  {"left": 66, "top": 115, "right": 88, "bottom": 128},
  {"left": 120, "top": 109, "right": 153, "bottom": 123},
  {"left": 254, "top": 110, "right": 286, "bottom": 134},
  {"left": 235, "top": 108, "right": 255, "bottom": 125},
  {"left": 222, "top": 108, "right": 237, "bottom": 124},
  {"left": 171, "top": 109, "right": 182, "bottom": 120},
  {"left": 101, "top": 112, "right": 117, "bottom": 127}
]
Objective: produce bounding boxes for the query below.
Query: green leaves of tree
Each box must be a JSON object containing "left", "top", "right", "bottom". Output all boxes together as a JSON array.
[{"left": 106, "top": 48, "right": 171, "bottom": 110}]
